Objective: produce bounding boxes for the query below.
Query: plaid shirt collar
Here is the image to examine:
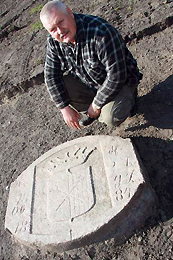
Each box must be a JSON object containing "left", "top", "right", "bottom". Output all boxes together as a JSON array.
[{"left": 74, "top": 13, "right": 86, "bottom": 42}]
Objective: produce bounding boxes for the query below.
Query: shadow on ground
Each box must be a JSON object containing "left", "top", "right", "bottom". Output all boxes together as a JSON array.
[
  {"left": 126, "top": 75, "right": 173, "bottom": 223},
  {"left": 132, "top": 136, "right": 173, "bottom": 221},
  {"left": 130, "top": 74, "right": 173, "bottom": 130}
]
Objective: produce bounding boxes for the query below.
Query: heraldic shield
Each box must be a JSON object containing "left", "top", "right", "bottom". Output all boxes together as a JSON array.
[{"left": 32, "top": 144, "right": 97, "bottom": 230}]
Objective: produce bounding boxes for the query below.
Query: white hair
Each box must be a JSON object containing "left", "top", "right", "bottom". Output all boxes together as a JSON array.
[{"left": 40, "top": 0, "right": 67, "bottom": 23}]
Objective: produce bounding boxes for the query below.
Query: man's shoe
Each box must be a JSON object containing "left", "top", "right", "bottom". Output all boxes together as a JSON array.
[{"left": 79, "top": 117, "right": 96, "bottom": 127}]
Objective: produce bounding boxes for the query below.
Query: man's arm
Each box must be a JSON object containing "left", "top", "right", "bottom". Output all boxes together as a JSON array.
[
  {"left": 45, "top": 37, "right": 82, "bottom": 129},
  {"left": 87, "top": 103, "right": 101, "bottom": 118},
  {"left": 45, "top": 36, "right": 70, "bottom": 109},
  {"left": 60, "top": 106, "right": 81, "bottom": 129}
]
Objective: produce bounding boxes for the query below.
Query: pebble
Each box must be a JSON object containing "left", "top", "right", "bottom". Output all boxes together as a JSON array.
[
  {"left": 167, "top": 230, "right": 172, "bottom": 237},
  {"left": 138, "top": 236, "right": 142, "bottom": 242},
  {"left": 144, "top": 11, "right": 149, "bottom": 17}
]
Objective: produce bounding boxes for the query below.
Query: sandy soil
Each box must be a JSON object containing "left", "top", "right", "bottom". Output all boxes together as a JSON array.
[{"left": 0, "top": 0, "right": 173, "bottom": 259}]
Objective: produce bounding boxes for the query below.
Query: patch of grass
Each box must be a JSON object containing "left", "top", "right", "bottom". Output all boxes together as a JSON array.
[
  {"left": 35, "top": 57, "right": 43, "bottom": 66},
  {"left": 114, "top": 0, "right": 123, "bottom": 12},
  {"left": 114, "top": 6, "right": 120, "bottom": 12},
  {"left": 30, "top": 4, "right": 43, "bottom": 15},
  {"left": 30, "top": 21, "right": 44, "bottom": 33},
  {"left": 127, "top": 0, "right": 137, "bottom": 11},
  {"left": 9, "top": 25, "right": 16, "bottom": 32}
]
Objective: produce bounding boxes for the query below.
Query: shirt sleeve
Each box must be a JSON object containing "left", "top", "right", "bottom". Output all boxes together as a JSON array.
[
  {"left": 44, "top": 37, "right": 70, "bottom": 109},
  {"left": 93, "top": 26, "right": 127, "bottom": 108}
]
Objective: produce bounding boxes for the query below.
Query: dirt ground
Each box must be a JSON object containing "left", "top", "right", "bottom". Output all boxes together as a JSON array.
[{"left": 0, "top": 0, "right": 173, "bottom": 259}]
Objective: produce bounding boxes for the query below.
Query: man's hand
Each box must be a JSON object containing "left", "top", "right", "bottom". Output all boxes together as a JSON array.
[
  {"left": 87, "top": 103, "right": 101, "bottom": 118},
  {"left": 60, "top": 106, "right": 81, "bottom": 129}
]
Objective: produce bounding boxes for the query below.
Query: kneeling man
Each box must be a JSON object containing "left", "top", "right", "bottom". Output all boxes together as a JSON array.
[{"left": 40, "top": 0, "right": 142, "bottom": 129}]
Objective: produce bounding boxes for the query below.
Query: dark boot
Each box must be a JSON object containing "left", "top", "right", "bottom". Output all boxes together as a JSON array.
[{"left": 79, "top": 117, "right": 96, "bottom": 127}]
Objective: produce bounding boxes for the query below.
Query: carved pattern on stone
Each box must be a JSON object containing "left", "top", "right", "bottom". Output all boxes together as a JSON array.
[
  {"left": 32, "top": 145, "right": 97, "bottom": 224},
  {"left": 14, "top": 220, "right": 28, "bottom": 233},
  {"left": 47, "top": 165, "right": 96, "bottom": 221},
  {"left": 47, "top": 146, "right": 97, "bottom": 171},
  {"left": 8, "top": 179, "right": 31, "bottom": 235},
  {"left": 101, "top": 143, "right": 140, "bottom": 205}
]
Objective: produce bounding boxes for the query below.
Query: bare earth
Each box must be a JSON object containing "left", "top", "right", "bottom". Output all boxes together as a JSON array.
[{"left": 0, "top": 0, "right": 173, "bottom": 259}]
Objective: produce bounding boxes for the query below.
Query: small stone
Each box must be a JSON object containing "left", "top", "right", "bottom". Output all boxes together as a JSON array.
[
  {"left": 138, "top": 236, "right": 142, "bottom": 242},
  {"left": 167, "top": 230, "right": 172, "bottom": 237},
  {"left": 144, "top": 11, "right": 149, "bottom": 17}
]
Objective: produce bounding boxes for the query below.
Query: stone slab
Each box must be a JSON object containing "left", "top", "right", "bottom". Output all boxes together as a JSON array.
[{"left": 5, "top": 135, "right": 155, "bottom": 251}]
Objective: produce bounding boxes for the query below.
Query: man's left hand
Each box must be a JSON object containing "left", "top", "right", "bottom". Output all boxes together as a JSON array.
[{"left": 87, "top": 103, "right": 101, "bottom": 118}]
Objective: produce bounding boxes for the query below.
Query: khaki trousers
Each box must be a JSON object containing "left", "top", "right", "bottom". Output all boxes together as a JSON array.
[{"left": 64, "top": 74, "right": 137, "bottom": 126}]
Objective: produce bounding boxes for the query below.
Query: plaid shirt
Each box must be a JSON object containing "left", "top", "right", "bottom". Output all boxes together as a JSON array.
[{"left": 45, "top": 13, "right": 141, "bottom": 109}]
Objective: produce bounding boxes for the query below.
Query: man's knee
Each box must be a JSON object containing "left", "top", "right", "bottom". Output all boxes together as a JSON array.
[
  {"left": 98, "top": 101, "right": 124, "bottom": 126},
  {"left": 98, "top": 108, "right": 128, "bottom": 127},
  {"left": 98, "top": 92, "right": 135, "bottom": 126},
  {"left": 98, "top": 101, "right": 114, "bottom": 126}
]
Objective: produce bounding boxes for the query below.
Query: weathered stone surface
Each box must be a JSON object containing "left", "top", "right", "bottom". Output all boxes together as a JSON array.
[{"left": 5, "top": 135, "right": 155, "bottom": 251}]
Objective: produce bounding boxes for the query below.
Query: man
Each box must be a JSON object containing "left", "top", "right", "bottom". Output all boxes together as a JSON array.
[{"left": 40, "top": 0, "right": 142, "bottom": 129}]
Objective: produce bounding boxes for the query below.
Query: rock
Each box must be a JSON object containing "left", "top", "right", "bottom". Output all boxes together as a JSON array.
[{"left": 5, "top": 135, "right": 155, "bottom": 251}]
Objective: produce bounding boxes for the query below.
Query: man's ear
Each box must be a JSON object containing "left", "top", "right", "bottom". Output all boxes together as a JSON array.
[{"left": 66, "top": 6, "right": 74, "bottom": 18}]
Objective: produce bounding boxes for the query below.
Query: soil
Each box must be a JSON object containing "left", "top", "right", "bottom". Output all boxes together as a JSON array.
[{"left": 0, "top": 0, "right": 173, "bottom": 259}]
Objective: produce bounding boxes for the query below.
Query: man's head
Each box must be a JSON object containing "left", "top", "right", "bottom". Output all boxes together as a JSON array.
[{"left": 40, "top": 0, "right": 76, "bottom": 43}]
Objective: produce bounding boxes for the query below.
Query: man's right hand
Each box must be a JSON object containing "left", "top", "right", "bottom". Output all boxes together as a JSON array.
[{"left": 60, "top": 106, "right": 81, "bottom": 129}]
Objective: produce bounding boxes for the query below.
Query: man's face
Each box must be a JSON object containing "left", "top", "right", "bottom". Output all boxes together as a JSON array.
[{"left": 43, "top": 7, "right": 76, "bottom": 43}]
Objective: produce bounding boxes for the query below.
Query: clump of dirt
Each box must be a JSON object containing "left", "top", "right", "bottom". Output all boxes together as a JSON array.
[{"left": 0, "top": 0, "right": 173, "bottom": 259}]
